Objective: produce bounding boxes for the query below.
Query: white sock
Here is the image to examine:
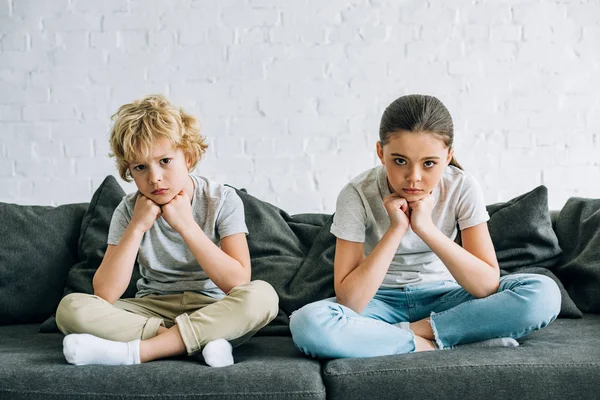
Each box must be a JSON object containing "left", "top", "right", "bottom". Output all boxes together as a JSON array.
[
  {"left": 63, "top": 334, "right": 141, "bottom": 366},
  {"left": 458, "top": 337, "right": 519, "bottom": 349},
  {"left": 202, "top": 339, "right": 233, "bottom": 368}
]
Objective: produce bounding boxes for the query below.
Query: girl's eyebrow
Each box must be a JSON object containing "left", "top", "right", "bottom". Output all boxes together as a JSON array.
[{"left": 391, "top": 153, "right": 441, "bottom": 160}]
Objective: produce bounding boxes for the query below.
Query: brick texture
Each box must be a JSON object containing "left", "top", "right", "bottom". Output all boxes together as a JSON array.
[{"left": 0, "top": 0, "right": 599, "bottom": 212}]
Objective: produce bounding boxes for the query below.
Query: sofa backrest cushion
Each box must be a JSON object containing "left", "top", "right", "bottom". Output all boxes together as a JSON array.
[
  {"left": 486, "top": 185, "right": 562, "bottom": 270},
  {"left": 64, "top": 175, "right": 141, "bottom": 298},
  {"left": 40, "top": 175, "right": 142, "bottom": 332},
  {"left": 233, "top": 188, "right": 337, "bottom": 333},
  {"left": 486, "top": 185, "right": 581, "bottom": 318},
  {"left": 0, "top": 202, "right": 87, "bottom": 325},
  {"left": 554, "top": 197, "right": 600, "bottom": 313}
]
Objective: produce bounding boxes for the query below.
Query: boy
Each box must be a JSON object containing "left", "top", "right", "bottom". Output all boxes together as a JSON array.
[{"left": 56, "top": 94, "right": 279, "bottom": 367}]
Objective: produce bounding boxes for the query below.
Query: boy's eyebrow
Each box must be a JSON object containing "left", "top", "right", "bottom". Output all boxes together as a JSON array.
[
  {"left": 391, "top": 153, "right": 441, "bottom": 160},
  {"left": 129, "top": 152, "right": 173, "bottom": 165}
]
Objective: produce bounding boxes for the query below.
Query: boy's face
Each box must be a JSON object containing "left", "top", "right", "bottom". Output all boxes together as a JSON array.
[
  {"left": 376, "top": 130, "right": 453, "bottom": 202},
  {"left": 128, "top": 138, "right": 193, "bottom": 205}
]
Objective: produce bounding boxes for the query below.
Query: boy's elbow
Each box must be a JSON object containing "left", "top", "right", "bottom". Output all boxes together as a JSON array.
[
  {"left": 92, "top": 280, "right": 119, "bottom": 304},
  {"left": 93, "top": 289, "right": 117, "bottom": 304}
]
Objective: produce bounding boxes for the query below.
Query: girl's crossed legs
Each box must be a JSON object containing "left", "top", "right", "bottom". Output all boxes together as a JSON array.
[{"left": 290, "top": 274, "right": 560, "bottom": 359}]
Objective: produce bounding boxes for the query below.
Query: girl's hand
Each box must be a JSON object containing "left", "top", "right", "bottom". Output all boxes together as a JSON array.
[
  {"left": 408, "top": 193, "right": 435, "bottom": 236},
  {"left": 161, "top": 190, "right": 194, "bottom": 233},
  {"left": 131, "top": 193, "right": 162, "bottom": 233},
  {"left": 383, "top": 193, "right": 410, "bottom": 233}
]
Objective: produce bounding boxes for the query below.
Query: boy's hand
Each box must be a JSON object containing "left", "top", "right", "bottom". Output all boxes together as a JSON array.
[
  {"left": 383, "top": 193, "right": 410, "bottom": 234},
  {"left": 408, "top": 193, "right": 435, "bottom": 235},
  {"left": 131, "top": 193, "right": 162, "bottom": 233},
  {"left": 161, "top": 190, "right": 194, "bottom": 233}
]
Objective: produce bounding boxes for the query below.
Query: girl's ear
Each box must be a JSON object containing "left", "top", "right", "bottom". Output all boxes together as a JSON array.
[
  {"left": 376, "top": 141, "right": 385, "bottom": 165},
  {"left": 446, "top": 148, "right": 455, "bottom": 165}
]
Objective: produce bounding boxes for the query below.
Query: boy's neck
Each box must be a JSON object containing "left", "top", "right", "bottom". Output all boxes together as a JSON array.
[{"left": 184, "top": 175, "right": 195, "bottom": 203}]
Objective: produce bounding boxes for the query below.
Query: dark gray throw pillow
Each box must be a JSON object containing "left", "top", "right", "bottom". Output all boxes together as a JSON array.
[
  {"left": 232, "top": 187, "right": 336, "bottom": 335},
  {"left": 40, "top": 175, "right": 141, "bottom": 332},
  {"left": 0, "top": 202, "right": 87, "bottom": 325},
  {"left": 554, "top": 197, "right": 600, "bottom": 313},
  {"left": 486, "top": 185, "right": 580, "bottom": 318},
  {"left": 500, "top": 267, "right": 582, "bottom": 318},
  {"left": 487, "top": 185, "right": 562, "bottom": 270}
]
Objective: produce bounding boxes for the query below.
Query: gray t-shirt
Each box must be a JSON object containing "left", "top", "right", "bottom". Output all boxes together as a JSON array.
[
  {"left": 107, "top": 174, "right": 248, "bottom": 299},
  {"left": 331, "top": 165, "right": 490, "bottom": 288}
]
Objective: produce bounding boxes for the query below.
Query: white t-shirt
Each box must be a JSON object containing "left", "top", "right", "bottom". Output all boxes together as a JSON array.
[
  {"left": 330, "top": 165, "right": 490, "bottom": 288},
  {"left": 108, "top": 174, "right": 248, "bottom": 299}
]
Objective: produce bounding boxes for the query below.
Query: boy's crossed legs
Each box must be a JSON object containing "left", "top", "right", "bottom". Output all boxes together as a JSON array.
[{"left": 57, "top": 280, "right": 278, "bottom": 367}]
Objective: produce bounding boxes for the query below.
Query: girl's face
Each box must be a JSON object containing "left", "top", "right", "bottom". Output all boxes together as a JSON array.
[{"left": 376, "top": 130, "right": 454, "bottom": 201}]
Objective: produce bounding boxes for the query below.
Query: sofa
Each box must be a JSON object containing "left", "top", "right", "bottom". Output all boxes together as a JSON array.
[{"left": 1, "top": 175, "right": 600, "bottom": 400}]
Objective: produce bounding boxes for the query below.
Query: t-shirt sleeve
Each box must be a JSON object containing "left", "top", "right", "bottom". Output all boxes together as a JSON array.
[
  {"left": 107, "top": 197, "right": 131, "bottom": 246},
  {"left": 330, "top": 184, "right": 367, "bottom": 242},
  {"left": 216, "top": 189, "right": 248, "bottom": 239},
  {"left": 456, "top": 174, "right": 490, "bottom": 230}
]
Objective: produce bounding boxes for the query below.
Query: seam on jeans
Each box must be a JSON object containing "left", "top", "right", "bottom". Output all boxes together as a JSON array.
[
  {"left": 428, "top": 312, "right": 444, "bottom": 349},
  {"left": 324, "top": 362, "right": 600, "bottom": 377},
  {"left": 0, "top": 388, "right": 326, "bottom": 398}
]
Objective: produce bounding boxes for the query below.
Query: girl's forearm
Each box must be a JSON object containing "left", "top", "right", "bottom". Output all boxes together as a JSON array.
[
  {"left": 336, "top": 228, "right": 406, "bottom": 313},
  {"left": 417, "top": 227, "right": 499, "bottom": 297}
]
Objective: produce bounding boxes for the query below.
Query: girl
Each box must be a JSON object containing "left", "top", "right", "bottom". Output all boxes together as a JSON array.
[{"left": 289, "top": 94, "right": 561, "bottom": 358}]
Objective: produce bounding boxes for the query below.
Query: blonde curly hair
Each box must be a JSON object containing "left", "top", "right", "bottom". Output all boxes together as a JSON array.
[{"left": 109, "top": 94, "right": 208, "bottom": 182}]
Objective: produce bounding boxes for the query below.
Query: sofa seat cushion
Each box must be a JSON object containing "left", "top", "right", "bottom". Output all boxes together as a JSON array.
[
  {"left": 0, "top": 202, "right": 87, "bottom": 325},
  {"left": 0, "top": 326, "right": 325, "bottom": 400},
  {"left": 322, "top": 314, "right": 600, "bottom": 400}
]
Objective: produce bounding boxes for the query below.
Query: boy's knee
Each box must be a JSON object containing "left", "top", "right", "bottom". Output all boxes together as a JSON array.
[
  {"left": 55, "top": 293, "right": 97, "bottom": 334},
  {"left": 236, "top": 280, "right": 279, "bottom": 321}
]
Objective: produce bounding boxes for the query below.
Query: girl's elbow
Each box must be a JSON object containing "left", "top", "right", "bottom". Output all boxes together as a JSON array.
[{"left": 472, "top": 281, "right": 500, "bottom": 298}]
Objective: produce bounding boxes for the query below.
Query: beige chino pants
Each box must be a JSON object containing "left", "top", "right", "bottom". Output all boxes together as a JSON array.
[{"left": 56, "top": 280, "right": 279, "bottom": 355}]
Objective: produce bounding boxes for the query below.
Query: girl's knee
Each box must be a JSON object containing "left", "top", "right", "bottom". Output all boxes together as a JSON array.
[
  {"left": 289, "top": 302, "right": 339, "bottom": 355},
  {"left": 513, "top": 274, "right": 562, "bottom": 327}
]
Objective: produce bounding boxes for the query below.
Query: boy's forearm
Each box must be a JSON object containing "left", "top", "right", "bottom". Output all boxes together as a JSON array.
[
  {"left": 180, "top": 223, "right": 250, "bottom": 293},
  {"left": 93, "top": 226, "right": 144, "bottom": 303}
]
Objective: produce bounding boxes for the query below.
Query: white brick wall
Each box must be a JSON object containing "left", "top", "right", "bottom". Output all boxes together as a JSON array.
[{"left": 1, "top": 0, "right": 599, "bottom": 213}]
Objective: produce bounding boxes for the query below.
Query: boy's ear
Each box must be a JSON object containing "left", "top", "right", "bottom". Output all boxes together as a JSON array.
[
  {"left": 376, "top": 141, "right": 385, "bottom": 165},
  {"left": 184, "top": 151, "right": 192, "bottom": 169}
]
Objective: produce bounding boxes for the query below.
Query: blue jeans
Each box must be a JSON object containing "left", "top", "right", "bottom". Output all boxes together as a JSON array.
[{"left": 289, "top": 274, "right": 561, "bottom": 359}]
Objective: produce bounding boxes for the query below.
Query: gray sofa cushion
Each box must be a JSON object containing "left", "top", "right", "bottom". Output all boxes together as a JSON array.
[
  {"left": 41, "top": 176, "right": 141, "bottom": 332},
  {"left": 65, "top": 175, "right": 141, "bottom": 298},
  {"left": 322, "top": 314, "right": 600, "bottom": 400},
  {"left": 0, "top": 202, "right": 87, "bottom": 325},
  {"left": 486, "top": 185, "right": 561, "bottom": 270},
  {"left": 0, "top": 325, "right": 325, "bottom": 400},
  {"left": 554, "top": 197, "right": 600, "bottom": 313},
  {"left": 486, "top": 185, "right": 581, "bottom": 318},
  {"left": 233, "top": 188, "right": 336, "bottom": 335}
]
